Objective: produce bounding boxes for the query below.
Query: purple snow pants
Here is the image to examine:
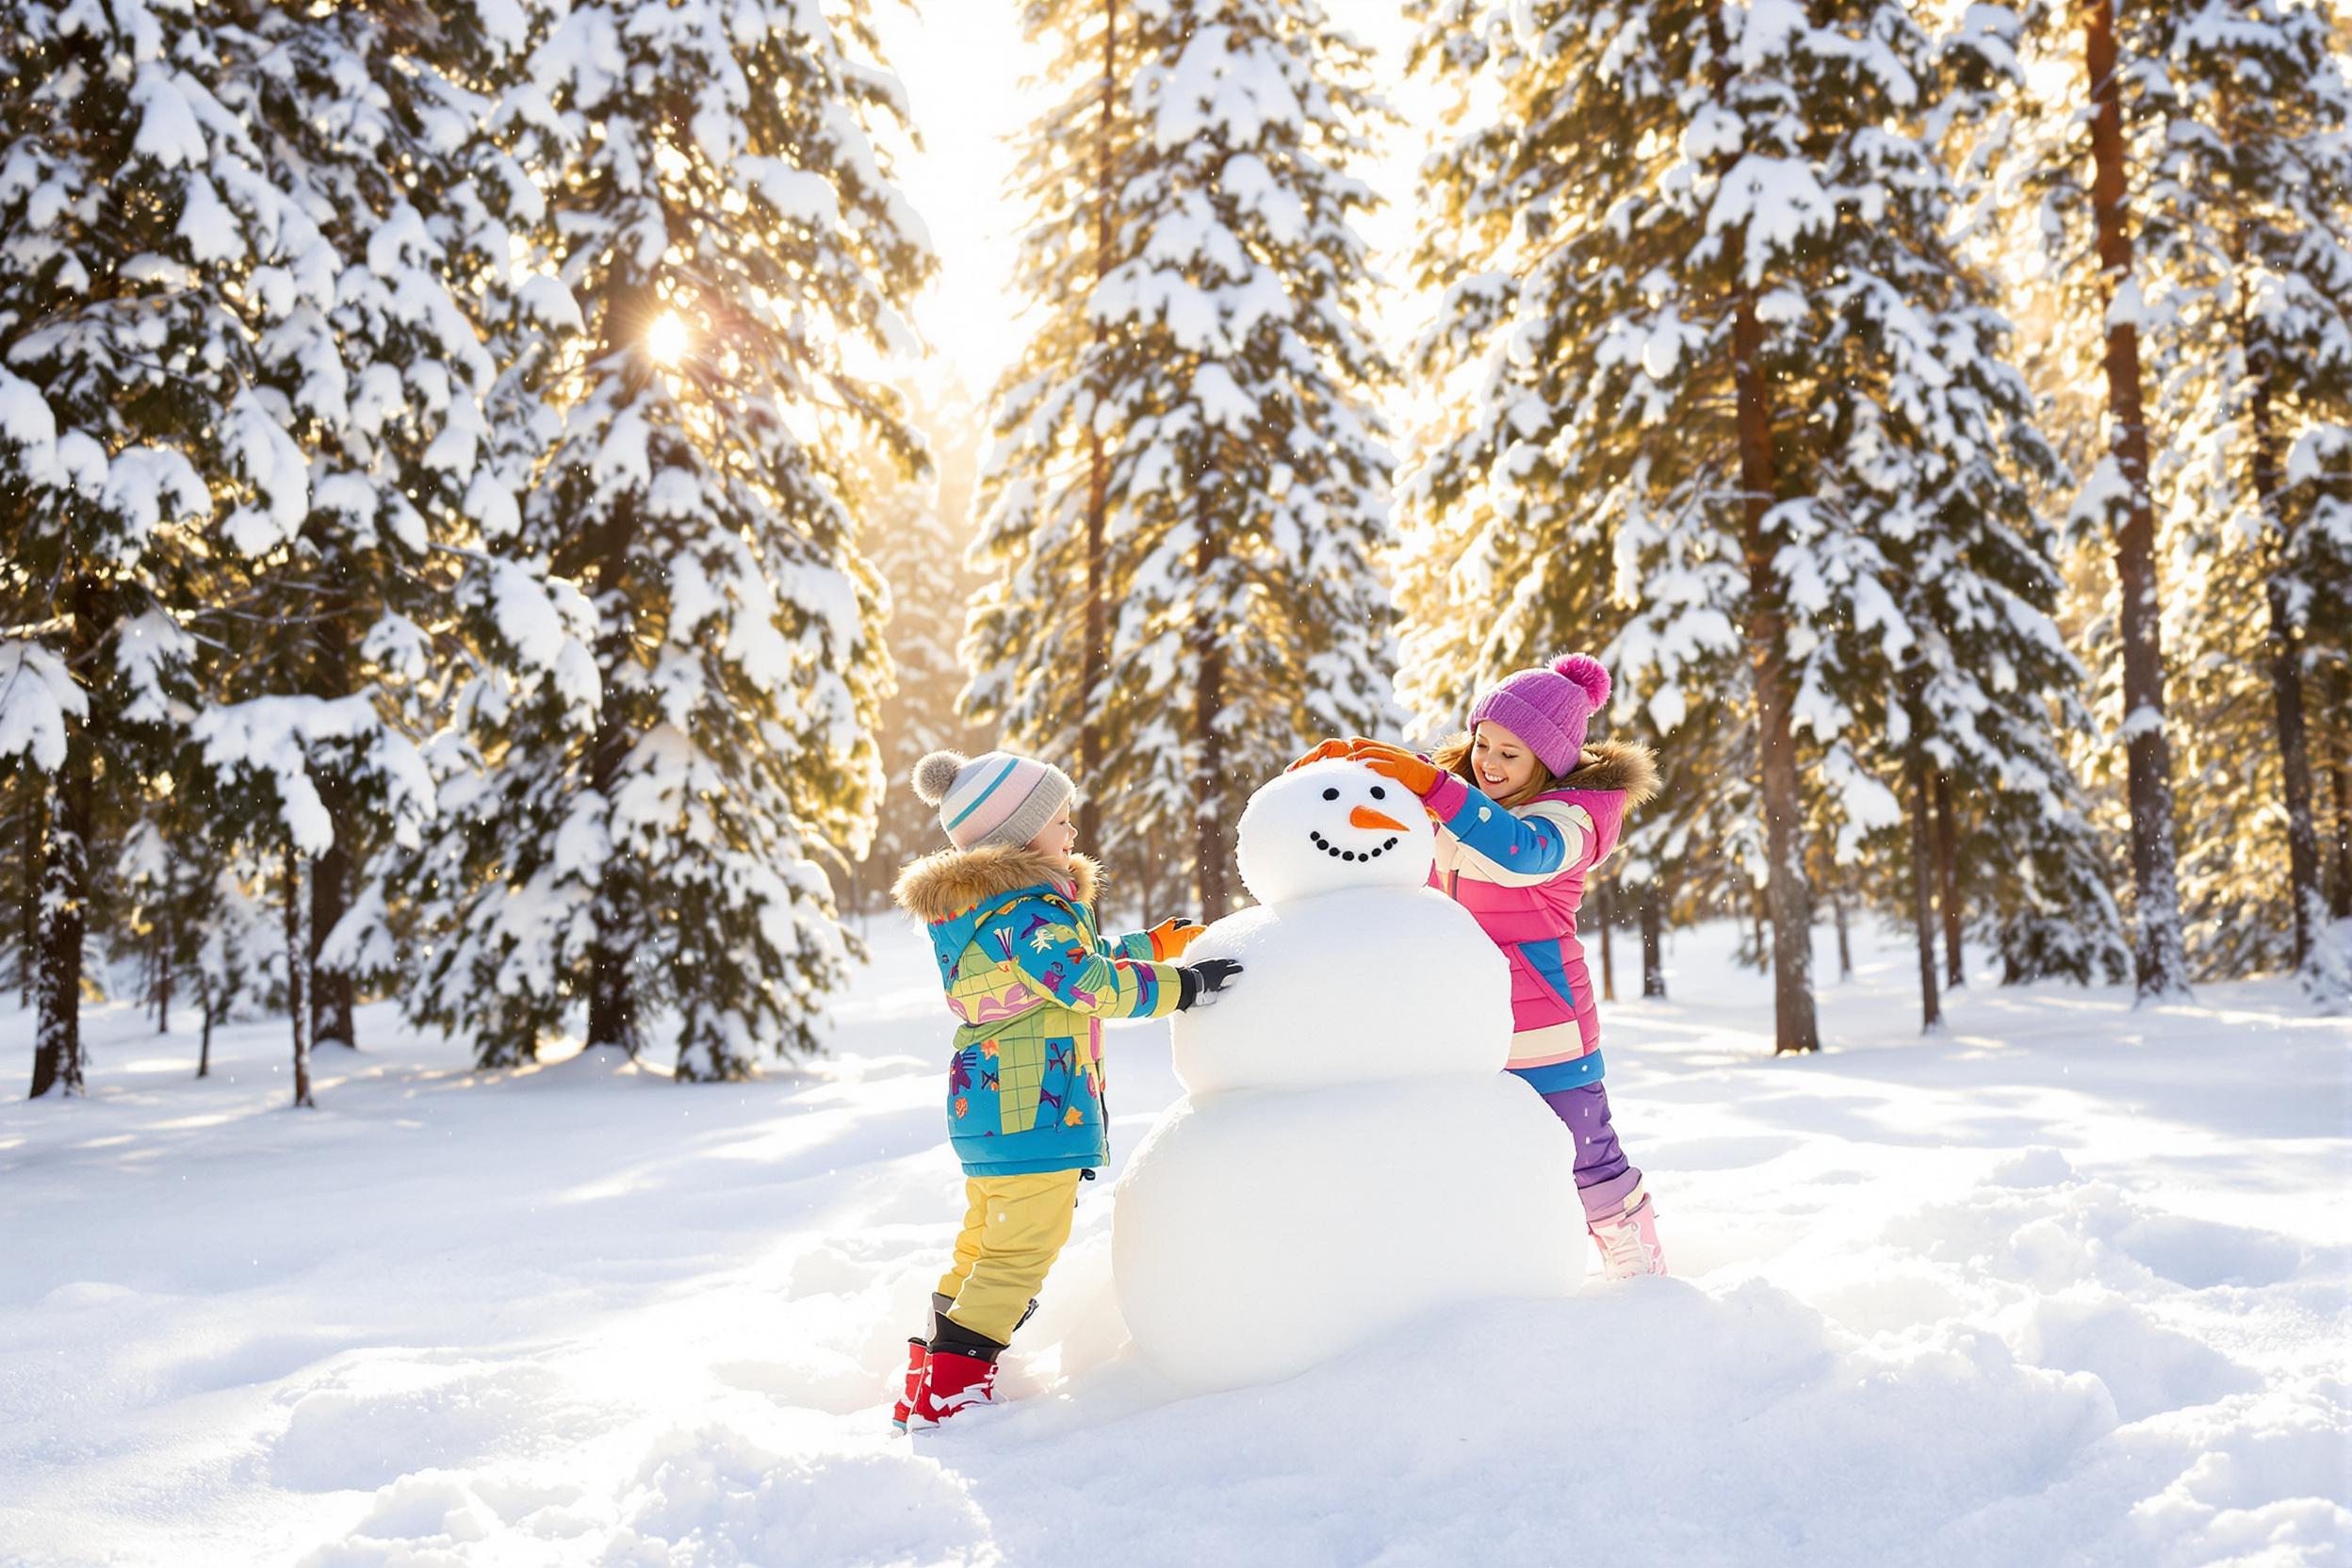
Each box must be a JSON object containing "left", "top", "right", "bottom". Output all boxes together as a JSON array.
[{"left": 1538, "top": 1082, "right": 1642, "bottom": 1223}]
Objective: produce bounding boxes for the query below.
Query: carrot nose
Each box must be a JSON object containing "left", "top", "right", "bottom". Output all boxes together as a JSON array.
[{"left": 1349, "top": 805, "right": 1410, "bottom": 833}]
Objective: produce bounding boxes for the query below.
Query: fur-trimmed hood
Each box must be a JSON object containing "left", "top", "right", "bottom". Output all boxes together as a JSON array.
[
  {"left": 1558, "top": 740, "right": 1660, "bottom": 807},
  {"left": 892, "top": 844, "right": 1102, "bottom": 924}
]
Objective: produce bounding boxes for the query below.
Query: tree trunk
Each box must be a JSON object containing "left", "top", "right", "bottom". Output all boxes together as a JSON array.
[
  {"left": 1595, "top": 879, "right": 1616, "bottom": 1003},
  {"left": 155, "top": 886, "right": 172, "bottom": 1036},
  {"left": 2330, "top": 726, "right": 2351, "bottom": 920},
  {"left": 1732, "top": 281, "right": 1821, "bottom": 1052},
  {"left": 1934, "top": 771, "right": 1964, "bottom": 988},
  {"left": 309, "top": 784, "right": 357, "bottom": 1048},
  {"left": 557, "top": 286, "right": 666, "bottom": 1064},
  {"left": 1908, "top": 743, "right": 1943, "bottom": 1032},
  {"left": 582, "top": 779, "right": 639, "bottom": 1055},
  {"left": 1639, "top": 884, "right": 1667, "bottom": 999},
  {"left": 1191, "top": 484, "right": 1229, "bottom": 917},
  {"left": 302, "top": 597, "right": 360, "bottom": 1048},
  {"left": 2245, "top": 368, "right": 2325, "bottom": 975},
  {"left": 1832, "top": 876, "right": 1854, "bottom": 981},
  {"left": 2082, "top": 0, "right": 2190, "bottom": 1001},
  {"left": 580, "top": 506, "right": 642, "bottom": 1060},
  {"left": 197, "top": 977, "right": 213, "bottom": 1080},
  {"left": 1076, "top": 0, "right": 1119, "bottom": 858},
  {"left": 29, "top": 761, "right": 89, "bottom": 1100},
  {"left": 19, "top": 787, "right": 36, "bottom": 1005},
  {"left": 285, "top": 845, "right": 315, "bottom": 1109}
]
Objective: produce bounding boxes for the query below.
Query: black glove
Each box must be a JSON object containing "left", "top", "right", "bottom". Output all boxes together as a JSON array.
[{"left": 1176, "top": 958, "right": 1244, "bottom": 1011}]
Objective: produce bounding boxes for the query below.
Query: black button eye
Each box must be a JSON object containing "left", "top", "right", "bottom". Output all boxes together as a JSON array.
[
  {"left": 1370, "top": 786, "right": 1386, "bottom": 800},
  {"left": 1321, "top": 787, "right": 1339, "bottom": 801}
]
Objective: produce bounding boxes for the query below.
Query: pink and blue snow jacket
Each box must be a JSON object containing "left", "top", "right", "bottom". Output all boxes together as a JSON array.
[{"left": 1421, "top": 743, "right": 1658, "bottom": 1092}]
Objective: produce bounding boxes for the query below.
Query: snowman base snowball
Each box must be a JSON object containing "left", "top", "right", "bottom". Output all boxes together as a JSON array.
[
  {"left": 1111, "top": 760, "right": 1585, "bottom": 1393},
  {"left": 1113, "top": 1074, "right": 1581, "bottom": 1392}
]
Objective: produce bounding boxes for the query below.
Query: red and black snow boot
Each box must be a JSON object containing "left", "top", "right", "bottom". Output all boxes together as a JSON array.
[
  {"left": 907, "top": 1348, "right": 1000, "bottom": 1427},
  {"left": 908, "top": 1313, "right": 1009, "bottom": 1429},
  {"left": 889, "top": 1337, "right": 928, "bottom": 1432}
]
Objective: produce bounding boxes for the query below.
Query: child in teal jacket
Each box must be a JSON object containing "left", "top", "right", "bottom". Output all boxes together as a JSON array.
[{"left": 887, "top": 747, "right": 1240, "bottom": 1429}]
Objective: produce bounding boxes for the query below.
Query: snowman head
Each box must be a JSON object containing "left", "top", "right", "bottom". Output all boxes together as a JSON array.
[{"left": 1234, "top": 760, "right": 1437, "bottom": 905}]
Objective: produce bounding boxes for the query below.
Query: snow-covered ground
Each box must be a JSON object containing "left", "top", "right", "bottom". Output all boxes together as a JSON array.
[{"left": 3, "top": 919, "right": 2346, "bottom": 1568}]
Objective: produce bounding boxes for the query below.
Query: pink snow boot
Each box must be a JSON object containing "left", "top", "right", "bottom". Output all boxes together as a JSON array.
[{"left": 1587, "top": 1182, "right": 1669, "bottom": 1280}]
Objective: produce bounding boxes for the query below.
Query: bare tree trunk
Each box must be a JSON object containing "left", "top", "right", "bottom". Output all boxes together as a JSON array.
[
  {"left": 1934, "top": 772, "right": 1964, "bottom": 988},
  {"left": 2330, "top": 724, "right": 2352, "bottom": 920},
  {"left": 1192, "top": 485, "right": 1228, "bottom": 917},
  {"left": 1595, "top": 879, "right": 1616, "bottom": 1003},
  {"left": 30, "top": 762, "right": 90, "bottom": 1100},
  {"left": 1908, "top": 743, "right": 1943, "bottom": 1032},
  {"left": 155, "top": 884, "right": 172, "bottom": 1036},
  {"left": 303, "top": 600, "right": 360, "bottom": 1049},
  {"left": 285, "top": 846, "right": 315, "bottom": 1109},
  {"left": 1832, "top": 876, "right": 1854, "bottom": 981},
  {"left": 19, "top": 788, "right": 36, "bottom": 1005},
  {"left": 309, "top": 791, "right": 356, "bottom": 1048},
  {"left": 1076, "top": 0, "right": 1119, "bottom": 857},
  {"left": 197, "top": 976, "right": 214, "bottom": 1080},
  {"left": 1640, "top": 883, "right": 1667, "bottom": 999},
  {"left": 2083, "top": 0, "right": 2190, "bottom": 1001},
  {"left": 1732, "top": 282, "right": 1820, "bottom": 1052}
]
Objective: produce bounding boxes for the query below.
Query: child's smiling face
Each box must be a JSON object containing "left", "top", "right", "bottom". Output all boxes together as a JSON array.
[
  {"left": 1470, "top": 721, "right": 1539, "bottom": 798},
  {"left": 1027, "top": 799, "right": 1077, "bottom": 868}
]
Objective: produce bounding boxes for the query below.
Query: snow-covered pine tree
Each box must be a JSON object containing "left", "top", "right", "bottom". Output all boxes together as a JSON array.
[
  {"left": 0, "top": 1, "right": 569, "bottom": 1096},
  {"left": 0, "top": 0, "right": 298, "bottom": 1098},
  {"left": 1406, "top": 0, "right": 2131, "bottom": 1043},
  {"left": 969, "top": 0, "right": 1397, "bottom": 915},
  {"left": 195, "top": 3, "right": 556, "bottom": 1051},
  {"left": 2132, "top": 0, "right": 2352, "bottom": 1002},
  {"left": 188, "top": 695, "right": 435, "bottom": 1106},
  {"left": 408, "top": 0, "right": 930, "bottom": 1078},
  {"left": 1756, "top": 1, "right": 2130, "bottom": 999},
  {"left": 1406, "top": 0, "right": 1846, "bottom": 1050},
  {"left": 2005, "top": 0, "right": 2199, "bottom": 1001}
]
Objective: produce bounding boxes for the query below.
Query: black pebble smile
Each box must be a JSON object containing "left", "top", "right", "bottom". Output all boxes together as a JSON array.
[{"left": 1308, "top": 830, "right": 1403, "bottom": 862}]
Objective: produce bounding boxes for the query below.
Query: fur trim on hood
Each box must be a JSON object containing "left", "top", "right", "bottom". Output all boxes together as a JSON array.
[
  {"left": 892, "top": 845, "right": 1103, "bottom": 924},
  {"left": 1559, "top": 740, "right": 1660, "bottom": 807}
]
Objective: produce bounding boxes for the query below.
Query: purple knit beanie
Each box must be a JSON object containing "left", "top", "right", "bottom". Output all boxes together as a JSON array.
[{"left": 1466, "top": 654, "right": 1612, "bottom": 776}]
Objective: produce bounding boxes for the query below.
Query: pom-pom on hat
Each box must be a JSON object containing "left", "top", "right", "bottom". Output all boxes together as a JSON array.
[
  {"left": 1466, "top": 654, "right": 1612, "bottom": 776},
  {"left": 912, "top": 748, "right": 1077, "bottom": 850}
]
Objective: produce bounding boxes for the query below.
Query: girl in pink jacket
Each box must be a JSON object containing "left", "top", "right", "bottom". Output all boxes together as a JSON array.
[{"left": 1301, "top": 655, "right": 1667, "bottom": 1277}]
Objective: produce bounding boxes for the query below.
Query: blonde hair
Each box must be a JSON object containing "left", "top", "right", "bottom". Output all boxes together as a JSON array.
[{"left": 1429, "top": 728, "right": 1561, "bottom": 811}]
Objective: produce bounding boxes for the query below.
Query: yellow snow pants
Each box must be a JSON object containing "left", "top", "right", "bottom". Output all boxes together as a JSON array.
[{"left": 934, "top": 1169, "right": 1084, "bottom": 1345}]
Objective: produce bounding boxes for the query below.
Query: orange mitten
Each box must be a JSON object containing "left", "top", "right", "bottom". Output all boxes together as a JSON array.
[
  {"left": 1346, "top": 740, "right": 1443, "bottom": 798},
  {"left": 1147, "top": 917, "right": 1205, "bottom": 960}
]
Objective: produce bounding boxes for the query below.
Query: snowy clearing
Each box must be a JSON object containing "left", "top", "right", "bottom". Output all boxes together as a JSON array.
[{"left": 2, "top": 919, "right": 2346, "bottom": 1568}]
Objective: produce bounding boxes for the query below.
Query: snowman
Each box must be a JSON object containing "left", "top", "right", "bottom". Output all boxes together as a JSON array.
[{"left": 1111, "top": 759, "right": 1582, "bottom": 1392}]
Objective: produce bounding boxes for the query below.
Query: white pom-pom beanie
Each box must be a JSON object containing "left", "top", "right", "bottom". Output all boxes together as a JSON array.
[{"left": 910, "top": 749, "right": 1076, "bottom": 850}]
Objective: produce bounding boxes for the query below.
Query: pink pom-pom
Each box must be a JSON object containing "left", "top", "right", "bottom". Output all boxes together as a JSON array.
[{"left": 1552, "top": 654, "right": 1611, "bottom": 710}]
